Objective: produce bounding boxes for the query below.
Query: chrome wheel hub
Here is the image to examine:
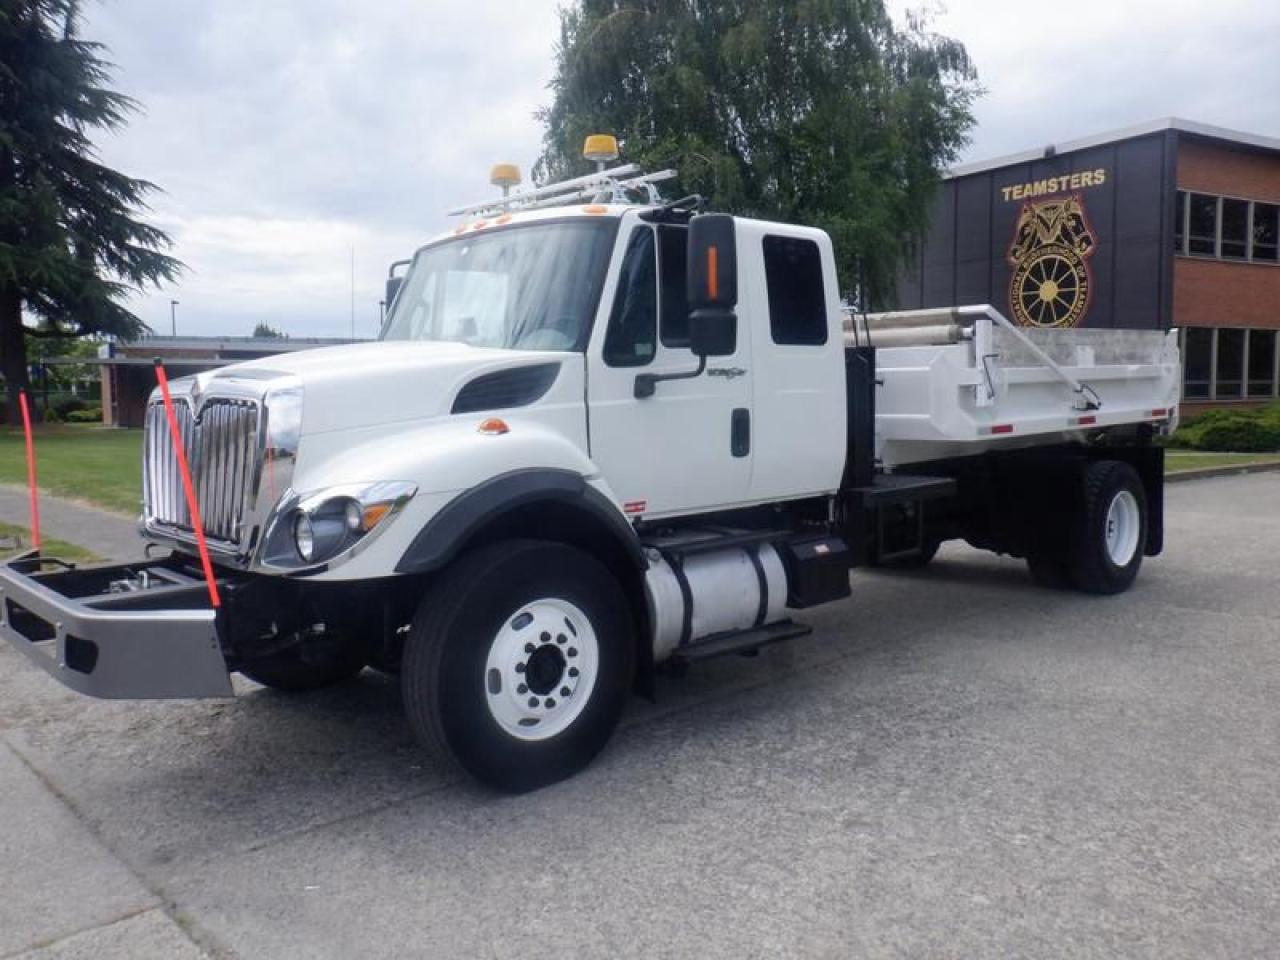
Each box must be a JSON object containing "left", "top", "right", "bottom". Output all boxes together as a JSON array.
[{"left": 484, "top": 598, "right": 599, "bottom": 741}]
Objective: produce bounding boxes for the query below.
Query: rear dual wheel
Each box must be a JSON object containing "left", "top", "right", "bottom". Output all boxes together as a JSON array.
[
  {"left": 401, "top": 540, "right": 635, "bottom": 793},
  {"left": 1026, "top": 460, "right": 1147, "bottom": 595}
]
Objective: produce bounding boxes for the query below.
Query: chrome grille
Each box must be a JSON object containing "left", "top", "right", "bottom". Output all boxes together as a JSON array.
[{"left": 144, "top": 398, "right": 263, "bottom": 548}]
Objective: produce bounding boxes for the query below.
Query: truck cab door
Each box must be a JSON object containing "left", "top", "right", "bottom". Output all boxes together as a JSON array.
[{"left": 586, "top": 217, "right": 753, "bottom": 519}]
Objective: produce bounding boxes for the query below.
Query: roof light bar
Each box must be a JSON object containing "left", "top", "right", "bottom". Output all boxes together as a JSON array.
[
  {"left": 450, "top": 168, "right": 679, "bottom": 218},
  {"left": 448, "top": 164, "right": 641, "bottom": 217}
]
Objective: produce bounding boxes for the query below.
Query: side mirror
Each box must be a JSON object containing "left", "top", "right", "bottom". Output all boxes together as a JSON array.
[
  {"left": 384, "top": 259, "right": 412, "bottom": 319},
  {"left": 687, "top": 213, "right": 738, "bottom": 357},
  {"left": 384, "top": 275, "right": 404, "bottom": 311}
]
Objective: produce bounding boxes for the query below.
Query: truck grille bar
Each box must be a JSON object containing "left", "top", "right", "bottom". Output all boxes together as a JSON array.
[{"left": 144, "top": 398, "right": 263, "bottom": 550}]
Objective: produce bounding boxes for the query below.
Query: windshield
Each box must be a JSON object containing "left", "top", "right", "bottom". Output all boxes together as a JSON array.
[{"left": 381, "top": 220, "right": 617, "bottom": 351}]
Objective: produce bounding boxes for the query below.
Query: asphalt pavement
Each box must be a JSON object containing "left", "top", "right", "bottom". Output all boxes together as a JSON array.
[{"left": 1, "top": 473, "right": 1277, "bottom": 959}]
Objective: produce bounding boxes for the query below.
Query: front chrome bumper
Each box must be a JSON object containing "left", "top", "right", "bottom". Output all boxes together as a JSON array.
[{"left": 0, "top": 553, "right": 233, "bottom": 699}]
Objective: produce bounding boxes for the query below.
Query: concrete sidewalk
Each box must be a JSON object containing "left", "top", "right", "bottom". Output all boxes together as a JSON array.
[{"left": 0, "top": 485, "right": 143, "bottom": 562}]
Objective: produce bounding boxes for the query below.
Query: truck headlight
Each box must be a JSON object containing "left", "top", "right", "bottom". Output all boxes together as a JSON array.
[
  {"left": 260, "top": 481, "right": 418, "bottom": 571},
  {"left": 294, "top": 512, "right": 316, "bottom": 562}
]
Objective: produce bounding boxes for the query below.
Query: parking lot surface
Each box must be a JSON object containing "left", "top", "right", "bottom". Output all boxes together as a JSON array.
[{"left": 2, "top": 472, "right": 1278, "bottom": 959}]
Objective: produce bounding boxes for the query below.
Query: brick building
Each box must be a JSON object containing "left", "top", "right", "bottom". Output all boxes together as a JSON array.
[{"left": 896, "top": 118, "right": 1280, "bottom": 412}]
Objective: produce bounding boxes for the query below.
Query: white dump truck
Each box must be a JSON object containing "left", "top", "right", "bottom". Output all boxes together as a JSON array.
[{"left": 0, "top": 142, "right": 1180, "bottom": 791}]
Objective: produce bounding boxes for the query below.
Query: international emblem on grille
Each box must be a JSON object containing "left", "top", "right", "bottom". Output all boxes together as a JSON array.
[{"left": 1006, "top": 194, "right": 1097, "bottom": 329}]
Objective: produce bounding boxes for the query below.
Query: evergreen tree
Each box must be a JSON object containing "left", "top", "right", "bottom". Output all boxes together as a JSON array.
[
  {"left": 0, "top": 0, "right": 179, "bottom": 423},
  {"left": 536, "top": 1, "right": 978, "bottom": 306},
  {"left": 252, "top": 322, "right": 284, "bottom": 339}
]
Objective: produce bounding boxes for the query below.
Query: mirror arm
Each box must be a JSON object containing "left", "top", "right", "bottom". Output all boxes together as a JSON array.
[{"left": 633, "top": 354, "right": 707, "bottom": 399}]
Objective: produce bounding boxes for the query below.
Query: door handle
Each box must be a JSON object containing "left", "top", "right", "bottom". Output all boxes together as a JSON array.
[{"left": 731, "top": 408, "right": 750, "bottom": 458}]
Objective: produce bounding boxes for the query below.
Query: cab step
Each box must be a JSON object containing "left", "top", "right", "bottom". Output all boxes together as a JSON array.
[{"left": 671, "top": 620, "right": 812, "bottom": 664}]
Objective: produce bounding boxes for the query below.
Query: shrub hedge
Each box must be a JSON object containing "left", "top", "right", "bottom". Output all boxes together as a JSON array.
[{"left": 1167, "top": 403, "right": 1280, "bottom": 452}]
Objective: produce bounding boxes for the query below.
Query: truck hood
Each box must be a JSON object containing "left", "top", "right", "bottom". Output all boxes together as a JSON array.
[{"left": 205, "top": 340, "right": 575, "bottom": 435}]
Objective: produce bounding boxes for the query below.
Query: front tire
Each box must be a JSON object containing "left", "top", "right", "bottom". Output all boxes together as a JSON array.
[
  {"left": 1068, "top": 460, "right": 1147, "bottom": 595},
  {"left": 402, "top": 540, "right": 636, "bottom": 792}
]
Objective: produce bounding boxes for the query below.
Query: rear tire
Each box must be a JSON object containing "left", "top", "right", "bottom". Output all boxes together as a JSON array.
[
  {"left": 1068, "top": 460, "right": 1147, "bottom": 595},
  {"left": 402, "top": 540, "right": 635, "bottom": 793}
]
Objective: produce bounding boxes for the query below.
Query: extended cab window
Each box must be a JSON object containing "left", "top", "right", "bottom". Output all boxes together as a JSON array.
[
  {"left": 763, "top": 235, "right": 828, "bottom": 346},
  {"left": 604, "top": 227, "right": 657, "bottom": 367},
  {"left": 658, "top": 225, "right": 690, "bottom": 347}
]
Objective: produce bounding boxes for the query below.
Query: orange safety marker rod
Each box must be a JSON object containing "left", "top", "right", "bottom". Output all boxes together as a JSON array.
[
  {"left": 17, "top": 389, "right": 41, "bottom": 551},
  {"left": 153, "top": 360, "right": 221, "bottom": 608}
]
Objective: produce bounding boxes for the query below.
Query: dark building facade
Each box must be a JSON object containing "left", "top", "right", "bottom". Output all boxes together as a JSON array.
[{"left": 896, "top": 118, "right": 1280, "bottom": 411}]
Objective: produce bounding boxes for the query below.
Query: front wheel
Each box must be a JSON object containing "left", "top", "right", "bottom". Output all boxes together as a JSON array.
[{"left": 402, "top": 540, "right": 636, "bottom": 792}]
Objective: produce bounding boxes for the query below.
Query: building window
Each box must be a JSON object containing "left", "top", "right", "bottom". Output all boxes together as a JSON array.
[
  {"left": 1248, "top": 329, "right": 1278, "bottom": 397},
  {"left": 1220, "top": 198, "right": 1249, "bottom": 260},
  {"left": 1187, "top": 194, "right": 1218, "bottom": 256},
  {"left": 1216, "top": 329, "right": 1245, "bottom": 397},
  {"left": 1177, "top": 192, "right": 1280, "bottom": 264},
  {"left": 1254, "top": 203, "right": 1279, "bottom": 263},
  {"left": 1183, "top": 328, "right": 1213, "bottom": 399},
  {"left": 1174, "top": 190, "right": 1187, "bottom": 254},
  {"left": 1183, "top": 327, "right": 1280, "bottom": 402}
]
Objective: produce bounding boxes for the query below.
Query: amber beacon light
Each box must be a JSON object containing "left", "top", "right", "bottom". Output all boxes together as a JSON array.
[
  {"left": 583, "top": 134, "right": 619, "bottom": 172},
  {"left": 490, "top": 163, "right": 522, "bottom": 199}
]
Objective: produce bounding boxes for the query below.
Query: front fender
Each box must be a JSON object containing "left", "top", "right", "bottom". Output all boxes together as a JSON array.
[{"left": 395, "top": 468, "right": 646, "bottom": 575}]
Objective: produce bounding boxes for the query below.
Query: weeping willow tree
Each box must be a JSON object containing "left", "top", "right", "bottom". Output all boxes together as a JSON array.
[
  {"left": 536, "top": 1, "right": 979, "bottom": 306},
  {"left": 0, "top": 0, "right": 179, "bottom": 422}
]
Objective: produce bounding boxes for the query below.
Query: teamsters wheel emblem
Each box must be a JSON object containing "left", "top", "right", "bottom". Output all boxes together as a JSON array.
[
  {"left": 1011, "top": 242, "right": 1090, "bottom": 328},
  {"left": 1007, "top": 194, "right": 1098, "bottom": 329}
]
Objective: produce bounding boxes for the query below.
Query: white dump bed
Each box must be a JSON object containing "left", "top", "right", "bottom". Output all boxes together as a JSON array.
[{"left": 847, "top": 305, "right": 1181, "bottom": 468}]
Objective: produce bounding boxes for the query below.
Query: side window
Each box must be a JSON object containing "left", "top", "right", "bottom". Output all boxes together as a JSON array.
[
  {"left": 763, "top": 235, "right": 828, "bottom": 346},
  {"left": 658, "top": 225, "right": 690, "bottom": 347},
  {"left": 603, "top": 227, "right": 657, "bottom": 367}
]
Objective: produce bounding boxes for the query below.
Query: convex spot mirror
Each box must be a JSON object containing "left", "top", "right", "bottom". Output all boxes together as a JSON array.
[{"left": 687, "top": 213, "right": 737, "bottom": 357}]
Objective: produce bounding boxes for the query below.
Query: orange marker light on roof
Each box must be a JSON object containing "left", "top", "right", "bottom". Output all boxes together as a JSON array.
[
  {"left": 495, "top": 213, "right": 513, "bottom": 225},
  {"left": 582, "top": 204, "right": 608, "bottom": 215},
  {"left": 478, "top": 417, "right": 510, "bottom": 436},
  {"left": 707, "top": 246, "right": 719, "bottom": 300}
]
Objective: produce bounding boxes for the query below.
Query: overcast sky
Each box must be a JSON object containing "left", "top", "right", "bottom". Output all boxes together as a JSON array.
[{"left": 82, "top": 0, "right": 1280, "bottom": 340}]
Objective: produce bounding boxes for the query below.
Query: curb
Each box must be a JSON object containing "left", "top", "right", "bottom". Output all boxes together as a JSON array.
[{"left": 1165, "top": 460, "right": 1280, "bottom": 483}]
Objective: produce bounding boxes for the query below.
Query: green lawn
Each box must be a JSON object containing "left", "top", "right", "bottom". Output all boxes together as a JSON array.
[
  {"left": 0, "top": 521, "right": 99, "bottom": 563},
  {"left": 0, "top": 425, "right": 142, "bottom": 515},
  {"left": 1165, "top": 451, "right": 1280, "bottom": 474}
]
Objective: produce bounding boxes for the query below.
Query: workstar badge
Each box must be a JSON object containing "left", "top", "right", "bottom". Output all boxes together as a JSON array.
[{"left": 1007, "top": 194, "right": 1097, "bottom": 328}]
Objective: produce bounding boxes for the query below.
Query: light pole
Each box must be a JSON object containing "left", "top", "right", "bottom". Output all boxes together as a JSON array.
[{"left": 170, "top": 300, "right": 179, "bottom": 337}]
